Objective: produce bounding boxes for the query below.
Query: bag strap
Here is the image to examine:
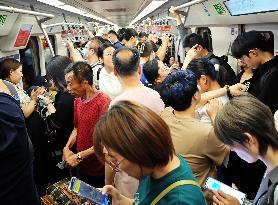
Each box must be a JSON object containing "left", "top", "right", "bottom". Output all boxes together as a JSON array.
[
  {"left": 150, "top": 180, "right": 200, "bottom": 205},
  {"left": 2, "top": 80, "right": 19, "bottom": 100}
]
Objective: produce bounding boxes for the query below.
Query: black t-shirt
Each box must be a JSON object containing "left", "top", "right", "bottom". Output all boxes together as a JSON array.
[
  {"left": 249, "top": 56, "right": 278, "bottom": 114},
  {"left": 0, "top": 93, "right": 40, "bottom": 205}
]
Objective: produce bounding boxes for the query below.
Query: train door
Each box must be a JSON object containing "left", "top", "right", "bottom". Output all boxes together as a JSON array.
[{"left": 19, "top": 36, "right": 41, "bottom": 90}]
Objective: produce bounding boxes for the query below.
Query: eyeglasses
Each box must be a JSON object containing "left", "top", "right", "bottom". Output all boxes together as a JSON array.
[
  {"left": 105, "top": 154, "right": 124, "bottom": 172},
  {"left": 103, "top": 52, "right": 113, "bottom": 56}
]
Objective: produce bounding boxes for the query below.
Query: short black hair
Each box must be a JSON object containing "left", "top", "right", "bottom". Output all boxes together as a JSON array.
[
  {"left": 137, "top": 41, "right": 153, "bottom": 57},
  {"left": 139, "top": 32, "right": 148, "bottom": 38},
  {"left": 46, "top": 55, "right": 72, "bottom": 90},
  {"left": 65, "top": 61, "right": 93, "bottom": 85},
  {"left": 143, "top": 59, "right": 159, "bottom": 85},
  {"left": 231, "top": 30, "right": 272, "bottom": 59},
  {"left": 112, "top": 47, "right": 140, "bottom": 77},
  {"left": 108, "top": 30, "right": 117, "bottom": 36},
  {"left": 187, "top": 58, "right": 216, "bottom": 81},
  {"left": 183, "top": 33, "right": 207, "bottom": 49},
  {"left": 98, "top": 42, "right": 114, "bottom": 59},
  {"left": 160, "top": 70, "right": 198, "bottom": 111},
  {"left": 117, "top": 28, "right": 138, "bottom": 42}
]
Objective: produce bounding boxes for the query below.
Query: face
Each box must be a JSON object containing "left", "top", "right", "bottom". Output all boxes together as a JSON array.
[
  {"left": 65, "top": 71, "right": 85, "bottom": 98},
  {"left": 108, "top": 33, "right": 116, "bottom": 43},
  {"left": 103, "top": 46, "right": 115, "bottom": 69},
  {"left": 84, "top": 42, "right": 93, "bottom": 60},
  {"left": 156, "top": 61, "right": 171, "bottom": 84},
  {"left": 169, "top": 57, "right": 175, "bottom": 66},
  {"left": 197, "top": 75, "right": 209, "bottom": 93},
  {"left": 9, "top": 65, "right": 23, "bottom": 84},
  {"left": 104, "top": 147, "right": 147, "bottom": 179},
  {"left": 239, "top": 49, "right": 260, "bottom": 69},
  {"left": 230, "top": 142, "right": 258, "bottom": 163},
  {"left": 129, "top": 36, "right": 137, "bottom": 47}
]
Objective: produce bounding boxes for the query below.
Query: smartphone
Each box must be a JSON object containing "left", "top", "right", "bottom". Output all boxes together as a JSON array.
[
  {"left": 68, "top": 177, "right": 111, "bottom": 205},
  {"left": 204, "top": 177, "right": 246, "bottom": 205}
]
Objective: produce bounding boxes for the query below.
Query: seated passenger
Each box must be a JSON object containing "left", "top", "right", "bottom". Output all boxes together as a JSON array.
[
  {"left": 212, "top": 95, "right": 278, "bottom": 205},
  {"left": 98, "top": 43, "right": 122, "bottom": 99},
  {"left": 0, "top": 58, "right": 45, "bottom": 118},
  {"left": 231, "top": 30, "right": 278, "bottom": 114},
  {"left": 160, "top": 70, "right": 229, "bottom": 204},
  {"left": 94, "top": 101, "right": 207, "bottom": 205},
  {"left": 187, "top": 58, "right": 229, "bottom": 124}
]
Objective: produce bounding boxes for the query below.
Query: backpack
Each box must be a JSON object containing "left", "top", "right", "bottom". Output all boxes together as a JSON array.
[{"left": 207, "top": 54, "right": 237, "bottom": 87}]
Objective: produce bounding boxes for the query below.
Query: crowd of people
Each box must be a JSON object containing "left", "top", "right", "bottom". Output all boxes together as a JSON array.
[{"left": 0, "top": 5, "right": 278, "bottom": 205}]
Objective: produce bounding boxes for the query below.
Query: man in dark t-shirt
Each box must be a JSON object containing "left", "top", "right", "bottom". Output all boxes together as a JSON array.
[{"left": 0, "top": 88, "right": 39, "bottom": 205}]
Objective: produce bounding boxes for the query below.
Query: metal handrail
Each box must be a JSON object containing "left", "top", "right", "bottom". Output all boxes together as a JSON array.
[
  {"left": 0, "top": 5, "right": 54, "bottom": 18},
  {"left": 176, "top": 0, "right": 207, "bottom": 10}
]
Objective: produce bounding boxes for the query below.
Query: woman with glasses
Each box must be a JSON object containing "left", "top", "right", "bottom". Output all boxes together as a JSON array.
[
  {"left": 98, "top": 42, "right": 122, "bottom": 99},
  {"left": 94, "top": 101, "right": 206, "bottom": 205}
]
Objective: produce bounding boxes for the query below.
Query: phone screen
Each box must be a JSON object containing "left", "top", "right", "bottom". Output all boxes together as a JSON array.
[
  {"left": 68, "top": 177, "right": 111, "bottom": 205},
  {"left": 204, "top": 177, "right": 246, "bottom": 204}
]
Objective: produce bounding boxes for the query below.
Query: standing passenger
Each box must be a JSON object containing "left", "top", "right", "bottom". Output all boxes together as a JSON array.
[
  {"left": 62, "top": 62, "right": 110, "bottom": 187},
  {"left": 0, "top": 80, "right": 40, "bottom": 205},
  {"left": 107, "top": 47, "right": 165, "bottom": 198},
  {"left": 108, "top": 30, "right": 123, "bottom": 49},
  {"left": 94, "top": 101, "right": 207, "bottom": 205}
]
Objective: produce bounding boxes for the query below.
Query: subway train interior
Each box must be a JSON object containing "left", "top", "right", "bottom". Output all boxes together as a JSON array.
[{"left": 0, "top": 0, "right": 278, "bottom": 204}]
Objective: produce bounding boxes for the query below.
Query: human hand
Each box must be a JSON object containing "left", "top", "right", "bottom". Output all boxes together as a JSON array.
[
  {"left": 213, "top": 190, "right": 241, "bottom": 205},
  {"left": 169, "top": 6, "right": 179, "bottom": 17},
  {"left": 64, "top": 153, "right": 80, "bottom": 168},
  {"left": 185, "top": 44, "right": 199, "bottom": 60},
  {"left": 65, "top": 39, "right": 74, "bottom": 50},
  {"left": 229, "top": 83, "right": 247, "bottom": 96},
  {"left": 30, "top": 86, "right": 45, "bottom": 102},
  {"left": 206, "top": 98, "right": 221, "bottom": 122},
  {"left": 102, "top": 185, "right": 121, "bottom": 205},
  {"left": 161, "top": 35, "right": 170, "bottom": 45},
  {"left": 62, "top": 146, "right": 74, "bottom": 161},
  {"left": 37, "top": 95, "right": 52, "bottom": 105}
]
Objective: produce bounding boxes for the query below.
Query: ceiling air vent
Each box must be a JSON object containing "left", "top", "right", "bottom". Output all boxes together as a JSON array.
[{"left": 105, "top": 8, "right": 127, "bottom": 12}]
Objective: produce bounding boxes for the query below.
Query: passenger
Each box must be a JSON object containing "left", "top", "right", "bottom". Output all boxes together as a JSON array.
[
  {"left": 231, "top": 30, "right": 278, "bottom": 113},
  {"left": 94, "top": 101, "right": 207, "bottom": 205},
  {"left": 62, "top": 62, "right": 110, "bottom": 187},
  {"left": 187, "top": 58, "right": 229, "bottom": 124},
  {"left": 117, "top": 28, "right": 138, "bottom": 47},
  {"left": 107, "top": 47, "right": 165, "bottom": 198},
  {"left": 95, "top": 27, "right": 109, "bottom": 40},
  {"left": 212, "top": 95, "right": 278, "bottom": 205},
  {"left": 0, "top": 80, "right": 40, "bottom": 205},
  {"left": 182, "top": 34, "right": 237, "bottom": 87},
  {"left": 160, "top": 70, "right": 229, "bottom": 204},
  {"left": 66, "top": 37, "right": 104, "bottom": 90},
  {"left": 98, "top": 42, "right": 122, "bottom": 99},
  {"left": 108, "top": 30, "right": 123, "bottom": 49},
  {"left": 0, "top": 58, "right": 44, "bottom": 118},
  {"left": 137, "top": 41, "right": 155, "bottom": 85},
  {"left": 138, "top": 32, "right": 148, "bottom": 43},
  {"left": 46, "top": 55, "right": 75, "bottom": 151},
  {"left": 168, "top": 56, "right": 179, "bottom": 69}
]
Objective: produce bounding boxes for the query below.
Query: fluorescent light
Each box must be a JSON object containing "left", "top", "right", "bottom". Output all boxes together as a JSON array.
[
  {"left": 37, "top": 0, "right": 65, "bottom": 7},
  {"left": 36, "top": 0, "right": 117, "bottom": 26},
  {"left": 129, "top": 0, "right": 168, "bottom": 26}
]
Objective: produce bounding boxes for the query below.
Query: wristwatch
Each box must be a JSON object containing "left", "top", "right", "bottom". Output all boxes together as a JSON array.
[{"left": 76, "top": 152, "right": 83, "bottom": 162}]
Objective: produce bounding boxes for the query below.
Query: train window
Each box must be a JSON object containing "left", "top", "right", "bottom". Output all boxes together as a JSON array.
[
  {"left": 19, "top": 36, "right": 40, "bottom": 90},
  {"left": 196, "top": 27, "right": 213, "bottom": 52}
]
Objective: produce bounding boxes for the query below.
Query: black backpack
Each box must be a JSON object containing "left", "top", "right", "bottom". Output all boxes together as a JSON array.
[{"left": 207, "top": 54, "right": 237, "bottom": 87}]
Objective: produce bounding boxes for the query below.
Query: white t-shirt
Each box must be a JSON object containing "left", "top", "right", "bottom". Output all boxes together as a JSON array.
[
  {"left": 99, "top": 68, "right": 122, "bottom": 100},
  {"left": 195, "top": 95, "right": 229, "bottom": 124}
]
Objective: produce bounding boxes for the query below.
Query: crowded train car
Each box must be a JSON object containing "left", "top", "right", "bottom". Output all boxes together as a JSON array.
[{"left": 0, "top": 0, "right": 278, "bottom": 204}]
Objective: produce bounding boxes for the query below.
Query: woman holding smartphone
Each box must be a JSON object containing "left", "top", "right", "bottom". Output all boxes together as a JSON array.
[
  {"left": 211, "top": 95, "right": 278, "bottom": 205},
  {"left": 94, "top": 101, "right": 206, "bottom": 205}
]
